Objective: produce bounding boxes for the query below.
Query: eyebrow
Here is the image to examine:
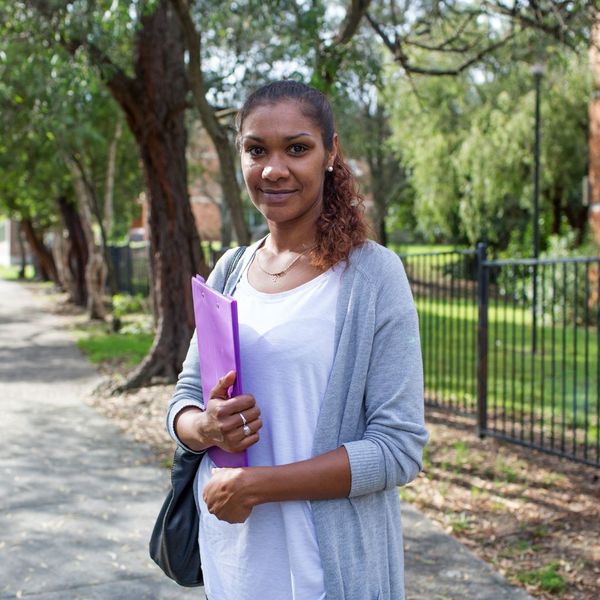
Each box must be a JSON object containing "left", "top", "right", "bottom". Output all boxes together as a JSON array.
[{"left": 243, "top": 132, "right": 314, "bottom": 142}]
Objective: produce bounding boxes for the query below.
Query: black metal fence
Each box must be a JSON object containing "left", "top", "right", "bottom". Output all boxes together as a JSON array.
[
  {"left": 107, "top": 242, "right": 230, "bottom": 296},
  {"left": 400, "top": 244, "right": 600, "bottom": 467},
  {"left": 108, "top": 243, "right": 151, "bottom": 296}
]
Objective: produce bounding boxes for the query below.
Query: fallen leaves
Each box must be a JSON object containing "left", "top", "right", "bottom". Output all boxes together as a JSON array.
[{"left": 401, "top": 408, "right": 600, "bottom": 599}]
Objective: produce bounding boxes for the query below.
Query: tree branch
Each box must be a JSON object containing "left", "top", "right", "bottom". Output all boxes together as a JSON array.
[
  {"left": 365, "top": 12, "right": 399, "bottom": 56},
  {"left": 481, "top": 0, "right": 580, "bottom": 47},
  {"left": 405, "top": 13, "right": 479, "bottom": 52},
  {"left": 335, "top": 0, "right": 373, "bottom": 45},
  {"left": 60, "top": 36, "right": 137, "bottom": 108},
  {"left": 367, "top": 10, "right": 518, "bottom": 77},
  {"left": 169, "top": 0, "right": 250, "bottom": 245}
]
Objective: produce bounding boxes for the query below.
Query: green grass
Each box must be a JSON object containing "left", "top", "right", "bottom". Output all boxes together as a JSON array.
[
  {"left": 447, "top": 511, "right": 472, "bottom": 534},
  {"left": 393, "top": 243, "right": 464, "bottom": 255},
  {"left": 415, "top": 292, "right": 599, "bottom": 448},
  {"left": 75, "top": 322, "right": 153, "bottom": 368},
  {"left": 0, "top": 264, "right": 35, "bottom": 280},
  {"left": 516, "top": 561, "right": 567, "bottom": 595}
]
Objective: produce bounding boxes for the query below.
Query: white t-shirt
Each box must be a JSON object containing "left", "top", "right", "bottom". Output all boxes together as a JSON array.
[{"left": 195, "top": 262, "right": 342, "bottom": 600}]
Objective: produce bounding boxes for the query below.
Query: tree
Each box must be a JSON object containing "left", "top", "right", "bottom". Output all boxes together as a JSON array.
[
  {"left": 17, "top": 0, "right": 208, "bottom": 387},
  {"left": 366, "top": 1, "right": 592, "bottom": 76},
  {"left": 0, "top": 38, "right": 64, "bottom": 285},
  {"left": 1, "top": 11, "right": 142, "bottom": 310},
  {"left": 169, "top": 0, "right": 250, "bottom": 247},
  {"left": 386, "top": 52, "right": 590, "bottom": 250}
]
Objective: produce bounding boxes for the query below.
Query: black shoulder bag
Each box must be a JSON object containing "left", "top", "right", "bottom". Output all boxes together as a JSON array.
[{"left": 149, "top": 246, "right": 247, "bottom": 587}]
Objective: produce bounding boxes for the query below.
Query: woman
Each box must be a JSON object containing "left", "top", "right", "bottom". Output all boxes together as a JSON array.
[{"left": 167, "top": 80, "right": 428, "bottom": 600}]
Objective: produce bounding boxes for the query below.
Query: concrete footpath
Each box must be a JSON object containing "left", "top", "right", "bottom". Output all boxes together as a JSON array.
[{"left": 0, "top": 279, "right": 532, "bottom": 600}]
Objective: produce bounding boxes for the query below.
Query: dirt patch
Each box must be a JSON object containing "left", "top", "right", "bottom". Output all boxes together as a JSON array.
[
  {"left": 402, "top": 408, "right": 600, "bottom": 599},
  {"left": 88, "top": 380, "right": 177, "bottom": 467}
]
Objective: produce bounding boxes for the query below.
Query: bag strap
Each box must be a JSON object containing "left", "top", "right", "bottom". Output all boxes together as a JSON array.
[{"left": 222, "top": 245, "right": 247, "bottom": 291}]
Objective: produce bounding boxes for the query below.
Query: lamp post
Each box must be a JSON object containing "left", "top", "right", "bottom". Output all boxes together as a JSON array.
[{"left": 530, "top": 62, "right": 544, "bottom": 353}]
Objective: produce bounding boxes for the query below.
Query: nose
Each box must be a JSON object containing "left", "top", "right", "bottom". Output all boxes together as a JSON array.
[{"left": 261, "top": 155, "right": 289, "bottom": 180}]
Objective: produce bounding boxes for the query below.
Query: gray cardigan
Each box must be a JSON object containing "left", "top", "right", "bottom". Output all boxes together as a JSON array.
[{"left": 167, "top": 240, "right": 428, "bottom": 600}]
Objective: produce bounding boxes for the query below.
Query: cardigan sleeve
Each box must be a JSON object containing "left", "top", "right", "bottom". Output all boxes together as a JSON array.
[
  {"left": 165, "top": 248, "right": 237, "bottom": 452},
  {"left": 343, "top": 252, "right": 428, "bottom": 497}
]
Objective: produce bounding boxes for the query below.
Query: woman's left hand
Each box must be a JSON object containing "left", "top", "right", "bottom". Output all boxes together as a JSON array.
[{"left": 203, "top": 467, "right": 256, "bottom": 524}]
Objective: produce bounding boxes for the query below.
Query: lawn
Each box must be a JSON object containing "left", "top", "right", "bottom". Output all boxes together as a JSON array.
[
  {"left": 73, "top": 310, "right": 154, "bottom": 372},
  {"left": 416, "top": 294, "right": 599, "bottom": 462},
  {"left": 0, "top": 264, "right": 35, "bottom": 280},
  {"left": 77, "top": 328, "right": 154, "bottom": 368}
]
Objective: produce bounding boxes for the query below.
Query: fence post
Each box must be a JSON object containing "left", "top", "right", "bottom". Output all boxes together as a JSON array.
[
  {"left": 476, "top": 242, "right": 489, "bottom": 438},
  {"left": 126, "top": 245, "right": 134, "bottom": 295}
]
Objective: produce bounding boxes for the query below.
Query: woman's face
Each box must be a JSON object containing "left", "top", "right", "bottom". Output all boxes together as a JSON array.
[{"left": 239, "top": 100, "right": 337, "bottom": 227}]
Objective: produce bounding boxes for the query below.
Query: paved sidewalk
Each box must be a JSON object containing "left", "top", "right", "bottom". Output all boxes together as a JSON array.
[{"left": 0, "top": 279, "right": 532, "bottom": 600}]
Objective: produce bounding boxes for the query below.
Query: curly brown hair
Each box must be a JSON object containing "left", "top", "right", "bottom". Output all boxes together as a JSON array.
[{"left": 236, "top": 80, "right": 369, "bottom": 270}]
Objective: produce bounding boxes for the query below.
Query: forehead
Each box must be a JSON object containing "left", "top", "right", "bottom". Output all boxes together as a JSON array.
[{"left": 240, "top": 100, "right": 320, "bottom": 138}]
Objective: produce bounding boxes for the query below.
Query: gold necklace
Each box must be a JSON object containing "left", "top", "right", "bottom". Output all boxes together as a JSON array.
[{"left": 255, "top": 243, "right": 317, "bottom": 283}]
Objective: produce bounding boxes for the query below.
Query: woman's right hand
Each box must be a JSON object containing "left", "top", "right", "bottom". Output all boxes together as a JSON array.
[{"left": 174, "top": 370, "right": 262, "bottom": 453}]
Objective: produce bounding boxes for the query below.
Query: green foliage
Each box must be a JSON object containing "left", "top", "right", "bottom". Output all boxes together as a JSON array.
[
  {"left": 516, "top": 561, "right": 567, "bottom": 594},
  {"left": 111, "top": 293, "right": 149, "bottom": 319},
  {"left": 448, "top": 511, "right": 472, "bottom": 534},
  {"left": 496, "top": 231, "right": 598, "bottom": 327},
  {"left": 537, "top": 234, "right": 598, "bottom": 327},
  {"left": 0, "top": 3, "right": 143, "bottom": 239},
  {"left": 386, "top": 53, "right": 590, "bottom": 249},
  {"left": 0, "top": 264, "right": 34, "bottom": 280}
]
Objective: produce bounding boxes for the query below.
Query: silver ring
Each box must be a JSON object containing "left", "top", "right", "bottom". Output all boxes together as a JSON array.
[
  {"left": 239, "top": 412, "right": 247, "bottom": 426},
  {"left": 243, "top": 424, "right": 252, "bottom": 437}
]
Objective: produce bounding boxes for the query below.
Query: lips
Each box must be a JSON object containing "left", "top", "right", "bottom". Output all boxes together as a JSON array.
[{"left": 259, "top": 188, "right": 297, "bottom": 202}]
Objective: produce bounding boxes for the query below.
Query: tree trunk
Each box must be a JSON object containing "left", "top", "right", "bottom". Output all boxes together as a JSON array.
[
  {"left": 104, "top": 120, "right": 122, "bottom": 237},
  {"left": 368, "top": 165, "right": 389, "bottom": 246},
  {"left": 94, "top": 1, "right": 207, "bottom": 388},
  {"left": 170, "top": 0, "right": 250, "bottom": 246},
  {"left": 17, "top": 222, "right": 27, "bottom": 279},
  {"left": 57, "top": 195, "right": 88, "bottom": 307},
  {"left": 102, "top": 121, "right": 122, "bottom": 296},
  {"left": 365, "top": 104, "right": 393, "bottom": 247},
  {"left": 550, "top": 186, "right": 562, "bottom": 235},
  {"left": 52, "top": 228, "right": 77, "bottom": 302},
  {"left": 220, "top": 201, "right": 233, "bottom": 247},
  {"left": 19, "top": 219, "right": 59, "bottom": 284},
  {"left": 66, "top": 156, "right": 107, "bottom": 320}
]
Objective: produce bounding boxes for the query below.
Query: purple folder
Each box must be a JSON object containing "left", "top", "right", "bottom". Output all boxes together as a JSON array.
[{"left": 191, "top": 275, "right": 247, "bottom": 468}]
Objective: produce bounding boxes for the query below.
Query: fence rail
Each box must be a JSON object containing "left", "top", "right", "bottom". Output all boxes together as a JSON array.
[
  {"left": 107, "top": 242, "right": 228, "bottom": 296},
  {"left": 400, "top": 244, "right": 600, "bottom": 467}
]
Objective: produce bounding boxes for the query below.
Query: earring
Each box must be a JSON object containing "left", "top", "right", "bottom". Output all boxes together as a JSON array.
[{"left": 327, "top": 166, "right": 333, "bottom": 172}]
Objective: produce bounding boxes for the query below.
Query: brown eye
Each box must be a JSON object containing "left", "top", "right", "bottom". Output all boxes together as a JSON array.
[
  {"left": 288, "top": 144, "right": 307, "bottom": 155},
  {"left": 248, "top": 146, "right": 265, "bottom": 157}
]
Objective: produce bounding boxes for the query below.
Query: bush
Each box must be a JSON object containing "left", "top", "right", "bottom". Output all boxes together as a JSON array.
[
  {"left": 112, "top": 293, "right": 148, "bottom": 319},
  {"left": 537, "top": 234, "right": 598, "bottom": 327},
  {"left": 495, "top": 233, "right": 598, "bottom": 327}
]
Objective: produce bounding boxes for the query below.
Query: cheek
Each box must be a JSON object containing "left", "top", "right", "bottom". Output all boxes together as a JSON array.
[{"left": 241, "top": 164, "right": 258, "bottom": 187}]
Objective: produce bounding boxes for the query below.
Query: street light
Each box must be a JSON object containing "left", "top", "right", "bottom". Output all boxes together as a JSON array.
[
  {"left": 530, "top": 62, "right": 545, "bottom": 354},
  {"left": 531, "top": 62, "right": 545, "bottom": 260}
]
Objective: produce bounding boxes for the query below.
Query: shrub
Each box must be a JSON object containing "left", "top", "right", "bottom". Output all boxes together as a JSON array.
[{"left": 112, "top": 293, "right": 148, "bottom": 319}]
